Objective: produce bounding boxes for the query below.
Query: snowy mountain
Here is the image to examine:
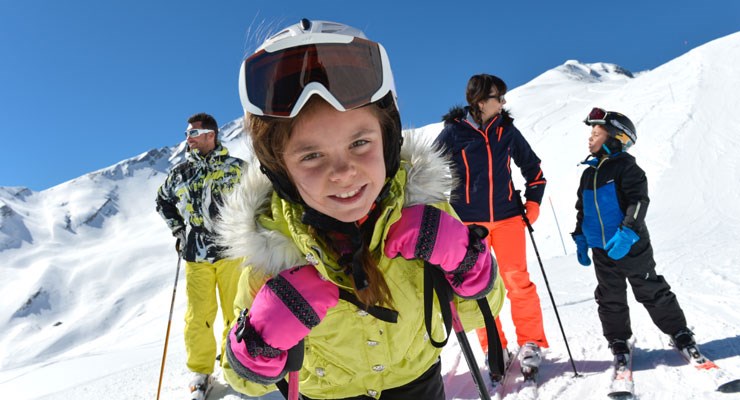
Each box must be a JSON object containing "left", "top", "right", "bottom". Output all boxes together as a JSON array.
[{"left": 2, "top": 31, "right": 740, "bottom": 399}]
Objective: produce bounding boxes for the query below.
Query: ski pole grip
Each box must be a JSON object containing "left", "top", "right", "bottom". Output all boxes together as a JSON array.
[
  {"left": 285, "top": 339, "right": 305, "bottom": 372},
  {"left": 514, "top": 190, "right": 534, "bottom": 232}
]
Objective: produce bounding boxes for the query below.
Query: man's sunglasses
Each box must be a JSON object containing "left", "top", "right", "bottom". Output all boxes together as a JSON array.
[
  {"left": 184, "top": 129, "right": 214, "bottom": 138},
  {"left": 486, "top": 94, "right": 505, "bottom": 102}
]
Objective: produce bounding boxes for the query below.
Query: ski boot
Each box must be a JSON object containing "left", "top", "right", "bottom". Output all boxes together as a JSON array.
[
  {"left": 189, "top": 372, "right": 214, "bottom": 400},
  {"left": 519, "top": 342, "right": 542, "bottom": 369},
  {"left": 670, "top": 328, "right": 701, "bottom": 361},
  {"left": 519, "top": 342, "right": 542, "bottom": 380},
  {"left": 609, "top": 338, "right": 631, "bottom": 367}
]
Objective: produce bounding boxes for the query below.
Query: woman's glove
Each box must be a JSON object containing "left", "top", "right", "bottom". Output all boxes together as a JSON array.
[
  {"left": 604, "top": 226, "right": 640, "bottom": 260},
  {"left": 524, "top": 201, "right": 540, "bottom": 225},
  {"left": 226, "top": 265, "right": 339, "bottom": 384},
  {"left": 572, "top": 234, "right": 591, "bottom": 266},
  {"left": 384, "top": 205, "right": 494, "bottom": 299}
]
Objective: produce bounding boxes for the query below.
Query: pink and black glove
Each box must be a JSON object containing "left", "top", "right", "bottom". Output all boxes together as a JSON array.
[
  {"left": 384, "top": 205, "right": 495, "bottom": 299},
  {"left": 225, "top": 265, "right": 339, "bottom": 384}
]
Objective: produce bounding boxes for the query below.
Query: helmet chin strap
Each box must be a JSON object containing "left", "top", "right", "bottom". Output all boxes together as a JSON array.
[
  {"left": 259, "top": 165, "right": 303, "bottom": 204},
  {"left": 300, "top": 182, "right": 392, "bottom": 291},
  {"left": 598, "top": 137, "right": 624, "bottom": 157}
]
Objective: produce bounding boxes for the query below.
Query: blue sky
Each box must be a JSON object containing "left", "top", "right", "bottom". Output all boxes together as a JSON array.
[{"left": 2, "top": 0, "right": 739, "bottom": 191}]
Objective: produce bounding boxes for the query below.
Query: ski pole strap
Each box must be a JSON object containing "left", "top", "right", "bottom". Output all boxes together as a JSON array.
[
  {"left": 338, "top": 289, "right": 399, "bottom": 323},
  {"left": 285, "top": 339, "right": 305, "bottom": 372},
  {"left": 274, "top": 339, "right": 305, "bottom": 400},
  {"left": 424, "top": 262, "right": 453, "bottom": 348},
  {"left": 477, "top": 297, "right": 505, "bottom": 377}
]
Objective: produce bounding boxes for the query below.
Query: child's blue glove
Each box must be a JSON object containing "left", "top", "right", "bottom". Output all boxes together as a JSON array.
[
  {"left": 604, "top": 226, "right": 640, "bottom": 260},
  {"left": 572, "top": 234, "right": 591, "bottom": 266}
]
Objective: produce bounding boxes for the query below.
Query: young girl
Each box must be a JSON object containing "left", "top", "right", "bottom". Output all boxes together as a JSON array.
[{"left": 215, "top": 20, "right": 505, "bottom": 399}]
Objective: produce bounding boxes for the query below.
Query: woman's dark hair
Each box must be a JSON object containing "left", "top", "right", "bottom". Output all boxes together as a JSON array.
[{"left": 466, "top": 74, "right": 507, "bottom": 125}]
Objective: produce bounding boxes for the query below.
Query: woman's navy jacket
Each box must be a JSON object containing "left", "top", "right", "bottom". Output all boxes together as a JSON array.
[{"left": 435, "top": 107, "right": 546, "bottom": 223}]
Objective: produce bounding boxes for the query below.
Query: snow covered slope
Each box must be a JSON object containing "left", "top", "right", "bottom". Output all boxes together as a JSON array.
[{"left": 1, "top": 31, "right": 739, "bottom": 400}]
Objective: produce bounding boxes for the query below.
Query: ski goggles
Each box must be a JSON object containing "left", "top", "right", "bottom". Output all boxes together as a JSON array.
[
  {"left": 239, "top": 37, "right": 396, "bottom": 118},
  {"left": 583, "top": 107, "right": 608, "bottom": 125},
  {"left": 184, "top": 129, "right": 214, "bottom": 138}
]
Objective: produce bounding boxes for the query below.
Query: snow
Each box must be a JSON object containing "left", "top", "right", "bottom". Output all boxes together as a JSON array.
[{"left": 2, "top": 31, "right": 740, "bottom": 399}]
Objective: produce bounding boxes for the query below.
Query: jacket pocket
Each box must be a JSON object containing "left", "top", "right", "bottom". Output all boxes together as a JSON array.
[{"left": 302, "top": 340, "right": 356, "bottom": 391}]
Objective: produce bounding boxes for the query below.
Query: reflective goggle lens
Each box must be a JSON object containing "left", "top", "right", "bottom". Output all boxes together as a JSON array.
[
  {"left": 243, "top": 38, "right": 385, "bottom": 117},
  {"left": 184, "top": 129, "right": 213, "bottom": 138},
  {"left": 585, "top": 107, "right": 608, "bottom": 125}
]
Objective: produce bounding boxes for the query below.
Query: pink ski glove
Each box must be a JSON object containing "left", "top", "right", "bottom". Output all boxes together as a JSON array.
[
  {"left": 225, "top": 265, "right": 339, "bottom": 384},
  {"left": 384, "top": 205, "right": 495, "bottom": 299}
]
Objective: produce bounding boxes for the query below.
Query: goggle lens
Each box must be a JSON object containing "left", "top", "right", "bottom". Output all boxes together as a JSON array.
[
  {"left": 585, "top": 107, "right": 608, "bottom": 124},
  {"left": 243, "top": 38, "right": 385, "bottom": 117}
]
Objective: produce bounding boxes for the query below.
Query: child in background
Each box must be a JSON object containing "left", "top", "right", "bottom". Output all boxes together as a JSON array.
[{"left": 573, "top": 107, "right": 697, "bottom": 361}]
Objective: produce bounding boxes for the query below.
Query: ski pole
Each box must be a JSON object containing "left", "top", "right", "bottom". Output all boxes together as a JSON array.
[
  {"left": 548, "top": 196, "right": 568, "bottom": 256},
  {"left": 515, "top": 191, "right": 580, "bottom": 376},
  {"left": 450, "top": 300, "right": 492, "bottom": 400},
  {"left": 156, "top": 254, "right": 183, "bottom": 400},
  {"left": 275, "top": 340, "right": 305, "bottom": 400},
  {"left": 426, "top": 262, "right": 491, "bottom": 400},
  {"left": 288, "top": 371, "right": 299, "bottom": 400}
]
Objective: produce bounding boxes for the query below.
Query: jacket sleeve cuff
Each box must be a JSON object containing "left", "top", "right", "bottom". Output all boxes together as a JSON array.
[
  {"left": 448, "top": 249, "right": 496, "bottom": 300},
  {"left": 225, "top": 321, "right": 288, "bottom": 385}
]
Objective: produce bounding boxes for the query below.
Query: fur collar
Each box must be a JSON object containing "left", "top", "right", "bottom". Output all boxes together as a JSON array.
[
  {"left": 215, "top": 131, "right": 454, "bottom": 275},
  {"left": 442, "top": 106, "right": 514, "bottom": 127}
]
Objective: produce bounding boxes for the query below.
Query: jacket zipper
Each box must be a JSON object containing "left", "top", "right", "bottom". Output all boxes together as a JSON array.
[
  {"left": 593, "top": 157, "right": 608, "bottom": 247},
  {"left": 463, "top": 116, "right": 498, "bottom": 221}
]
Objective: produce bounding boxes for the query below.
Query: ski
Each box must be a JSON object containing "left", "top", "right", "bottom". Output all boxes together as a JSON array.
[
  {"left": 607, "top": 340, "right": 635, "bottom": 400},
  {"left": 516, "top": 365, "right": 539, "bottom": 400},
  {"left": 489, "top": 348, "right": 518, "bottom": 399},
  {"left": 672, "top": 342, "right": 740, "bottom": 393}
]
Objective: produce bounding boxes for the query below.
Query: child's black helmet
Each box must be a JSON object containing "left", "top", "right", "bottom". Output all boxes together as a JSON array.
[{"left": 584, "top": 107, "right": 637, "bottom": 152}]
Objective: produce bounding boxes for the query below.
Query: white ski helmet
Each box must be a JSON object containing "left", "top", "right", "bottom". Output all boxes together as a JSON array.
[
  {"left": 239, "top": 18, "right": 403, "bottom": 202},
  {"left": 238, "top": 18, "right": 398, "bottom": 119}
]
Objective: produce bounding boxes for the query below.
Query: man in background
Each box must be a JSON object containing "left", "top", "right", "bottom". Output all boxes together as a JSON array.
[{"left": 156, "top": 112, "right": 244, "bottom": 399}]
